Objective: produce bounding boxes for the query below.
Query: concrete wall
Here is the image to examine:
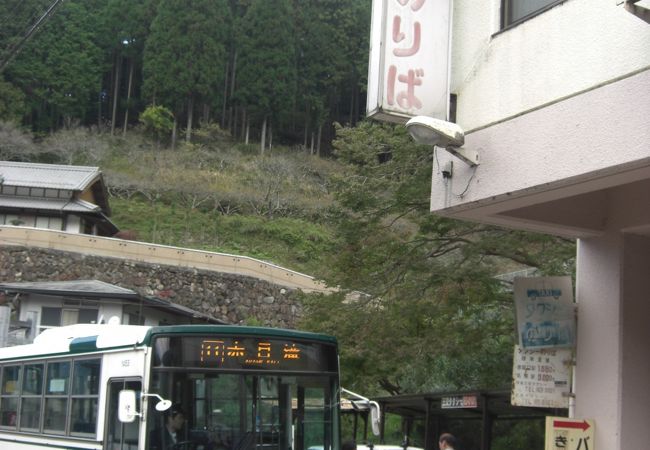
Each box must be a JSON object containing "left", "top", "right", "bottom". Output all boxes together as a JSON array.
[{"left": 0, "top": 246, "right": 305, "bottom": 329}]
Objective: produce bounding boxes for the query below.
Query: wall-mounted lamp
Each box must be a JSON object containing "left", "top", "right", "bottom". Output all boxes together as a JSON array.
[{"left": 405, "top": 116, "right": 479, "bottom": 167}]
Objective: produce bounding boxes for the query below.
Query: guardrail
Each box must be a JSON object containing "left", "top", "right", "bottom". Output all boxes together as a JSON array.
[{"left": 0, "top": 226, "right": 333, "bottom": 293}]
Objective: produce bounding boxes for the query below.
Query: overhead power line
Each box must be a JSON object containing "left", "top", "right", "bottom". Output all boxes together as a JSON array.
[{"left": 0, "top": 0, "right": 66, "bottom": 73}]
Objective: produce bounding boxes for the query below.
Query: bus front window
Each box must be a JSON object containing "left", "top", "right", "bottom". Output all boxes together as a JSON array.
[{"left": 146, "top": 372, "right": 337, "bottom": 450}]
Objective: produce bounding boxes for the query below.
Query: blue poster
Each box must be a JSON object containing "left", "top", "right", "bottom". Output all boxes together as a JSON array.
[{"left": 514, "top": 276, "right": 576, "bottom": 349}]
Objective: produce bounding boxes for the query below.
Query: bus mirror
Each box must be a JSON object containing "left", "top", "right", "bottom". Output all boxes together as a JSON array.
[
  {"left": 155, "top": 398, "right": 173, "bottom": 412},
  {"left": 369, "top": 401, "right": 380, "bottom": 436},
  {"left": 118, "top": 390, "right": 140, "bottom": 423},
  {"left": 140, "top": 392, "right": 173, "bottom": 412}
]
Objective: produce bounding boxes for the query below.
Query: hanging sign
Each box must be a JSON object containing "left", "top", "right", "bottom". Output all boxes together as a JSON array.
[
  {"left": 367, "top": 0, "right": 452, "bottom": 123},
  {"left": 511, "top": 345, "right": 572, "bottom": 408},
  {"left": 514, "top": 276, "right": 576, "bottom": 349}
]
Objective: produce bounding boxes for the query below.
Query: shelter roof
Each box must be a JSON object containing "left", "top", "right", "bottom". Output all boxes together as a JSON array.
[{"left": 373, "top": 389, "right": 566, "bottom": 420}]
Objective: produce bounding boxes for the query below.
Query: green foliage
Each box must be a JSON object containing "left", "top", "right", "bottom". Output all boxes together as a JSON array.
[
  {"left": 0, "top": 79, "right": 26, "bottom": 121},
  {"left": 5, "top": 1, "right": 103, "bottom": 130},
  {"left": 139, "top": 105, "right": 174, "bottom": 140},
  {"left": 236, "top": 0, "right": 297, "bottom": 121},
  {"left": 299, "top": 122, "right": 576, "bottom": 395},
  {"left": 1, "top": 0, "right": 371, "bottom": 152},
  {"left": 143, "top": 0, "right": 231, "bottom": 114}
]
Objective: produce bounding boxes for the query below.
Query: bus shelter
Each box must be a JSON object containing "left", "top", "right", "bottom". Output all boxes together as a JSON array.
[{"left": 371, "top": 390, "right": 566, "bottom": 450}]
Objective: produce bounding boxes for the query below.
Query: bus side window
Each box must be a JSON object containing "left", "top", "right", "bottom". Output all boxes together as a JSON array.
[
  {"left": 20, "top": 363, "right": 44, "bottom": 431},
  {"left": 70, "top": 359, "right": 101, "bottom": 436},
  {"left": 0, "top": 365, "right": 21, "bottom": 428},
  {"left": 44, "top": 360, "right": 71, "bottom": 434}
]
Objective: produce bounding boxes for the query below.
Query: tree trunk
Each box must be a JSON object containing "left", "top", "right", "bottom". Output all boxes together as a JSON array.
[
  {"left": 349, "top": 84, "right": 355, "bottom": 126},
  {"left": 268, "top": 119, "right": 273, "bottom": 150},
  {"left": 122, "top": 57, "right": 134, "bottom": 137},
  {"left": 310, "top": 132, "right": 315, "bottom": 155},
  {"left": 203, "top": 103, "right": 210, "bottom": 124},
  {"left": 260, "top": 116, "right": 267, "bottom": 155},
  {"left": 97, "top": 91, "right": 102, "bottom": 130},
  {"left": 245, "top": 114, "right": 250, "bottom": 144},
  {"left": 221, "top": 59, "right": 229, "bottom": 129},
  {"left": 186, "top": 94, "right": 194, "bottom": 143},
  {"left": 172, "top": 116, "right": 178, "bottom": 150},
  {"left": 232, "top": 106, "right": 238, "bottom": 140},
  {"left": 317, "top": 123, "right": 323, "bottom": 157},
  {"left": 111, "top": 55, "right": 122, "bottom": 136},
  {"left": 303, "top": 121, "right": 308, "bottom": 150},
  {"left": 240, "top": 108, "right": 246, "bottom": 140},
  {"left": 228, "top": 50, "right": 237, "bottom": 133}
]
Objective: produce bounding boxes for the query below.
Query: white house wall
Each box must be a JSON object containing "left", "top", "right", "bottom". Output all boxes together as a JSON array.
[
  {"left": 451, "top": 0, "right": 650, "bottom": 131},
  {"left": 431, "top": 0, "right": 650, "bottom": 236},
  {"left": 65, "top": 214, "right": 82, "bottom": 233}
]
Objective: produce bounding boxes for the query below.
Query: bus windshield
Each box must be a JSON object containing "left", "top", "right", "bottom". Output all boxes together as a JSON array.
[{"left": 146, "top": 334, "right": 339, "bottom": 450}]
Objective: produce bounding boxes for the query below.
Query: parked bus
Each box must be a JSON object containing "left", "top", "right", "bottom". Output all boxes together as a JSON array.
[{"left": 0, "top": 322, "right": 340, "bottom": 450}]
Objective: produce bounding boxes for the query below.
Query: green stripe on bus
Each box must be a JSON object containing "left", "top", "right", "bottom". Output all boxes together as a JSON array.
[
  {"left": 69, "top": 335, "right": 99, "bottom": 353},
  {"left": 143, "top": 325, "right": 338, "bottom": 345}
]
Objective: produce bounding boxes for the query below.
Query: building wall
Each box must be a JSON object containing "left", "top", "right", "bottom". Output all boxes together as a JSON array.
[
  {"left": 0, "top": 247, "right": 304, "bottom": 329},
  {"left": 425, "top": 1, "right": 650, "bottom": 447},
  {"left": 451, "top": 0, "right": 650, "bottom": 131}
]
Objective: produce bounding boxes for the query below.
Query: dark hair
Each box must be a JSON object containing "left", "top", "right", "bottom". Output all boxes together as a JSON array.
[
  {"left": 439, "top": 433, "right": 457, "bottom": 447},
  {"left": 167, "top": 404, "right": 185, "bottom": 418},
  {"left": 342, "top": 440, "right": 356, "bottom": 450}
]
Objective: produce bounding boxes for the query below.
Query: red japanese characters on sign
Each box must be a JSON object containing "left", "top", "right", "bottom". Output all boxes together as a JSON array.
[{"left": 367, "top": 0, "right": 452, "bottom": 123}]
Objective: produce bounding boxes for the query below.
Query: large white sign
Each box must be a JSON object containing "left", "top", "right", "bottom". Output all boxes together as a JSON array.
[
  {"left": 514, "top": 276, "right": 576, "bottom": 349},
  {"left": 367, "top": 0, "right": 452, "bottom": 123},
  {"left": 511, "top": 345, "right": 572, "bottom": 409}
]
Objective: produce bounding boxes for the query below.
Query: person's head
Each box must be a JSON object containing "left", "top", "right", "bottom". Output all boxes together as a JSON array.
[
  {"left": 166, "top": 406, "right": 185, "bottom": 431},
  {"left": 342, "top": 440, "right": 356, "bottom": 450},
  {"left": 438, "top": 433, "right": 457, "bottom": 450}
]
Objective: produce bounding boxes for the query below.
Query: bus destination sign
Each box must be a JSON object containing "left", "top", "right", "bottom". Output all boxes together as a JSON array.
[
  {"left": 154, "top": 336, "right": 337, "bottom": 372},
  {"left": 201, "top": 339, "right": 302, "bottom": 366}
]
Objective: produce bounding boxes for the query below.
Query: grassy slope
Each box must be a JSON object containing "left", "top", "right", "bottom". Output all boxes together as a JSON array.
[
  {"left": 94, "top": 129, "right": 344, "bottom": 277},
  {"left": 110, "top": 196, "right": 337, "bottom": 275}
]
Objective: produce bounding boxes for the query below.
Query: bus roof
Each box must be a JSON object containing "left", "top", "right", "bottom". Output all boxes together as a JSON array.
[{"left": 0, "top": 323, "right": 337, "bottom": 361}]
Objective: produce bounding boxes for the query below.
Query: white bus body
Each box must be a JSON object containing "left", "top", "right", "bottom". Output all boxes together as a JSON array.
[{"left": 0, "top": 323, "right": 340, "bottom": 450}]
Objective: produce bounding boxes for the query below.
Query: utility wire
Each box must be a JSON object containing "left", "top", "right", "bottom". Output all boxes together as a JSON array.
[{"left": 0, "top": 0, "right": 66, "bottom": 73}]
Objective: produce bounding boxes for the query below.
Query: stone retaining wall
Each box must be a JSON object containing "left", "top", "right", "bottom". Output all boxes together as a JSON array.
[{"left": 0, "top": 246, "right": 304, "bottom": 328}]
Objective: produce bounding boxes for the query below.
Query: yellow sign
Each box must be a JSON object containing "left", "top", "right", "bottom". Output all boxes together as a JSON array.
[{"left": 545, "top": 417, "right": 595, "bottom": 450}]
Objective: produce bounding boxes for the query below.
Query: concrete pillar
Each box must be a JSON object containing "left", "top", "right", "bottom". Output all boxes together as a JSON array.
[
  {"left": 576, "top": 231, "right": 650, "bottom": 449},
  {"left": 0, "top": 305, "right": 10, "bottom": 347},
  {"left": 619, "top": 234, "right": 650, "bottom": 449}
]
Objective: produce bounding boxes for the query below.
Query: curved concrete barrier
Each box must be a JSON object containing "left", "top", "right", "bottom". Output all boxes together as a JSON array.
[{"left": 0, "top": 226, "right": 333, "bottom": 293}]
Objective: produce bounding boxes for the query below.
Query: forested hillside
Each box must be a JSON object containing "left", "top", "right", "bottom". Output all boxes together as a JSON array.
[{"left": 0, "top": 0, "right": 370, "bottom": 153}]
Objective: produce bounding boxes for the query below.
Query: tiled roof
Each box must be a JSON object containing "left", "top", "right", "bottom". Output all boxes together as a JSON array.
[{"left": 0, "top": 161, "right": 101, "bottom": 191}]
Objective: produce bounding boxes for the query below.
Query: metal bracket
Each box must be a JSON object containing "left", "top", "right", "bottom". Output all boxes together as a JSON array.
[{"left": 445, "top": 146, "right": 480, "bottom": 167}]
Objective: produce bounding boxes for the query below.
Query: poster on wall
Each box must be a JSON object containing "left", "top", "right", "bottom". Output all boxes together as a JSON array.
[
  {"left": 511, "top": 345, "right": 572, "bottom": 408},
  {"left": 544, "top": 416, "right": 595, "bottom": 450},
  {"left": 514, "top": 276, "right": 576, "bottom": 349},
  {"left": 366, "top": 0, "right": 452, "bottom": 123}
]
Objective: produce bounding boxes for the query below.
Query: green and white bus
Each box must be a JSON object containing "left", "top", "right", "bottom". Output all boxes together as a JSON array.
[{"left": 0, "top": 323, "right": 341, "bottom": 450}]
